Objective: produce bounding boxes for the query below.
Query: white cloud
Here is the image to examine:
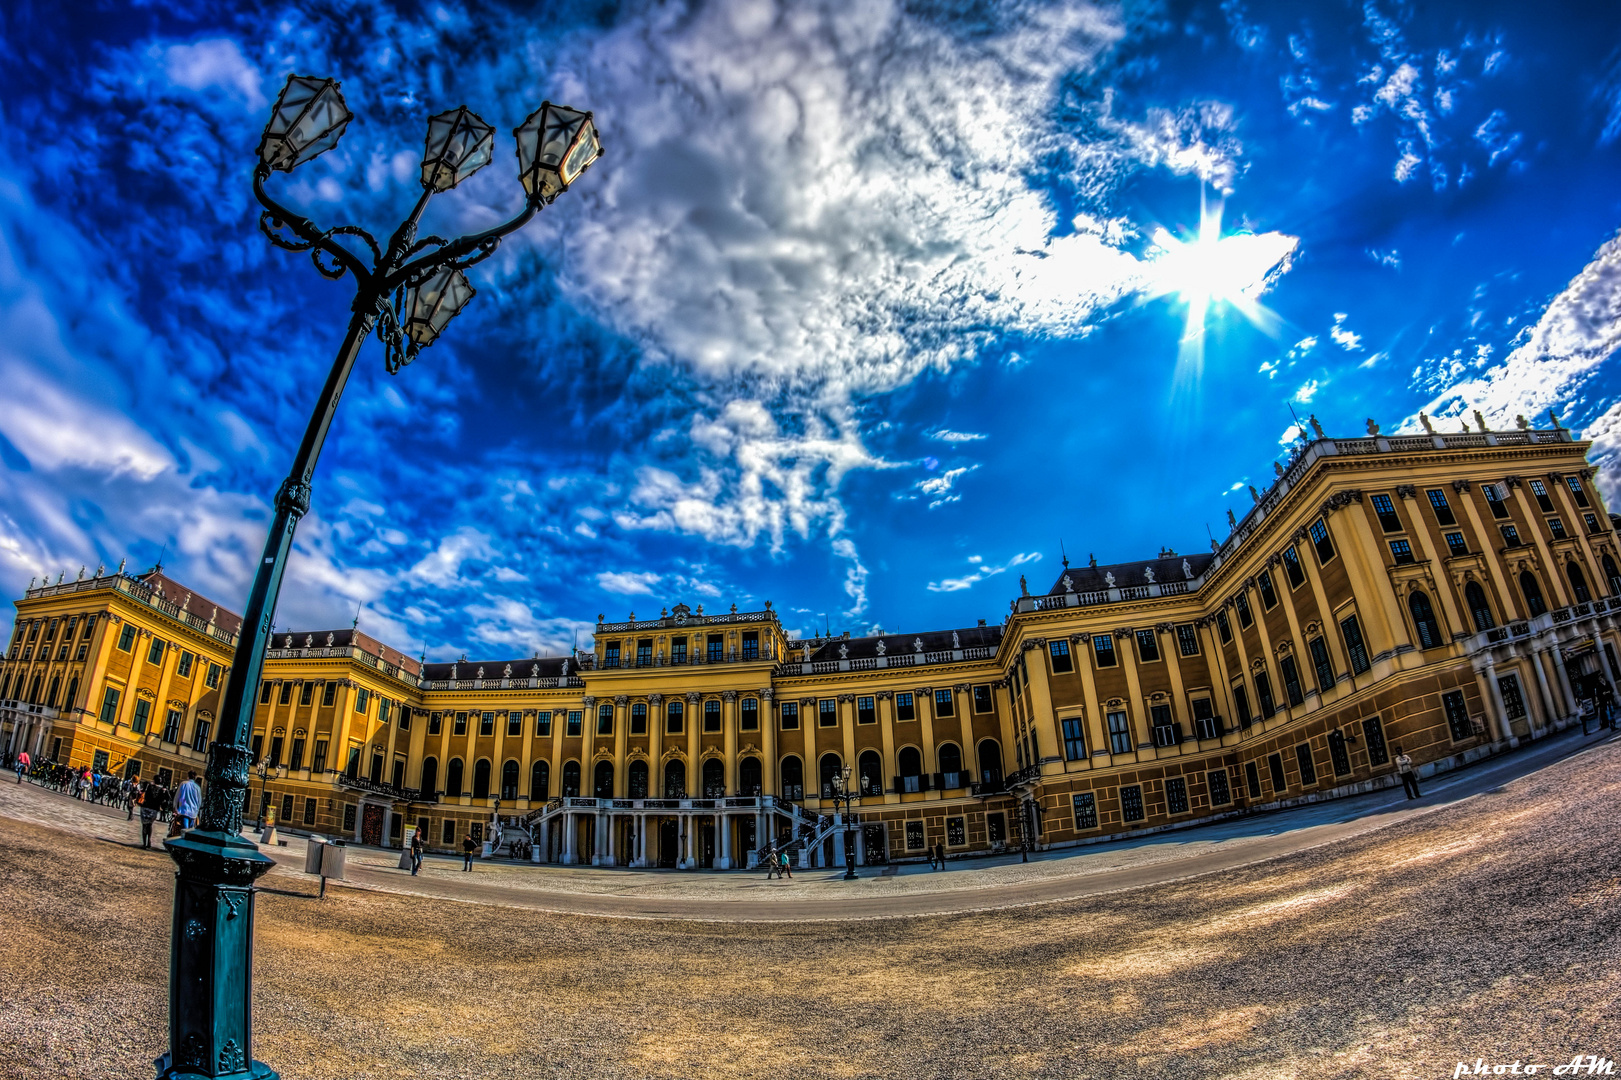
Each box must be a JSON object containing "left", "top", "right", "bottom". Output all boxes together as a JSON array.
[
  {"left": 927, "top": 429, "right": 988, "bottom": 443},
  {"left": 407, "top": 527, "right": 496, "bottom": 588},
  {"left": 159, "top": 38, "right": 266, "bottom": 109},
  {"left": 914, "top": 465, "right": 978, "bottom": 510},
  {"left": 1329, "top": 313, "right": 1363, "bottom": 351},
  {"left": 597, "top": 570, "right": 660, "bottom": 596},
  {"left": 927, "top": 551, "right": 1040, "bottom": 593},
  {"left": 1293, "top": 379, "right": 1320, "bottom": 403}
]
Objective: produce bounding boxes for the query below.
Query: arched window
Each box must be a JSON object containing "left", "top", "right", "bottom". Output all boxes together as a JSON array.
[
  {"left": 562, "top": 760, "right": 581, "bottom": 797},
  {"left": 977, "top": 739, "right": 1003, "bottom": 784},
  {"left": 0, "top": 671, "right": 10, "bottom": 700},
  {"left": 896, "top": 747, "right": 924, "bottom": 793},
  {"left": 701, "top": 757, "right": 724, "bottom": 796},
  {"left": 627, "top": 760, "right": 648, "bottom": 799},
  {"left": 472, "top": 759, "right": 491, "bottom": 799},
  {"left": 445, "top": 758, "right": 464, "bottom": 797},
  {"left": 1569, "top": 562, "right": 1592, "bottom": 604},
  {"left": 857, "top": 750, "right": 882, "bottom": 795},
  {"left": 1409, "top": 591, "right": 1443, "bottom": 649},
  {"left": 1604, "top": 553, "right": 1621, "bottom": 597},
  {"left": 1465, "top": 581, "right": 1495, "bottom": 631},
  {"left": 28, "top": 675, "right": 42, "bottom": 704},
  {"left": 937, "top": 743, "right": 963, "bottom": 774},
  {"left": 663, "top": 759, "right": 685, "bottom": 798},
  {"left": 419, "top": 757, "right": 439, "bottom": 797},
  {"left": 1520, "top": 572, "right": 1547, "bottom": 618},
  {"left": 818, "top": 753, "right": 843, "bottom": 797},
  {"left": 501, "top": 759, "right": 519, "bottom": 800},
  {"left": 780, "top": 756, "right": 803, "bottom": 800},
  {"left": 594, "top": 760, "right": 614, "bottom": 798},
  {"left": 45, "top": 676, "right": 60, "bottom": 708},
  {"left": 530, "top": 760, "right": 549, "bottom": 800},
  {"left": 739, "top": 756, "right": 762, "bottom": 795},
  {"left": 64, "top": 676, "right": 77, "bottom": 711}
]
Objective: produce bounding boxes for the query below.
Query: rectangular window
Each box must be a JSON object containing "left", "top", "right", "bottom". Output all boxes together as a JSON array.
[
  {"left": 299, "top": 681, "right": 314, "bottom": 706},
  {"left": 1176, "top": 624, "right": 1200, "bottom": 656},
  {"left": 1280, "top": 655, "right": 1305, "bottom": 706},
  {"left": 1295, "top": 743, "right": 1318, "bottom": 786},
  {"left": 704, "top": 700, "right": 721, "bottom": 733},
  {"left": 1498, "top": 673, "right": 1526, "bottom": 719},
  {"left": 1192, "top": 697, "right": 1221, "bottom": 740},
  {"left": 453, "top": 712, "right": 468, "bottom": 736},
  {"left": 1120, "top": 784, "right": 1145, "bottom": 823},
  {"left": 1235, "top": 591, "right": 1253, "bottom": 629},
  {"left": 604, "top": 641, "right": 620, "bottom": 668},
  {"left": 536, "top": 711, "right": 553, "bottom": 737},
  {"left": 1166, "top": 776, "right": 1189, "bottom": 814},
  {"left": 906, "top": 820, "right": 925, "bottom": 850},
  {"left": 779, "top": 701, "right": 799, "bottom": 729},
  {"left": 1445, "top": 531, "right": 1469, "bottom": 557},
  {"left": 1586, "top": 512, "right": 1603, "bottom": 534},
  {"left": 176, "top": 651, "right": 194, "bottom": 678},
  {"left": 637, "top": 639, "right": 653, "bottom": 666},
  {"left": 443, "top": 820, "right": 456, "bottom": 845},
  {"left": 945, "top": 816, "right": 965, "bottom": 846},
  {"left": 1267, "top": 752, "right": 1287, "bottom": 792},
  {"left": 289, "top": 738, "right": 305, "bottom": 771},
  {"left": 279, "top": 682, "right": 293, "bottom": 705},
  {"left": 280, "top": 793, "right": 294, "bottom": 822},
  {"left": 1310, "top": 520, "right": 1336, "bottom": 564},
  {"left": 601, "top": 705, "right": 617, "bottom": 736},
  {"left": 1106, "top": 710, "right": 1131, "bottom": 755},
  {"left": 129, "top": 699, "right": 150, "bottom": 736},
  {"left": 1500, "top": 524, "right": 1521, "bottom": 547},
  {"left": 741, "top": 698, "right": 759, "bottom": 730},
  {"left": 1484, "top": 483, "right": 1510, "bottom": 519},
  {"left": 1257, "top": 571, "right": 1278, "bottom": 610},
  {"left": 506, "top": 711, "right": 522, "bottom": 737},
  {"left": 343, "top": 804, "right": 357, "bottom": 832},
  {"left": 670, "top": 638, "right": 686, "bottom": 665},
  {"left": 99, "top": 687, "right": 120, "bottom": 724},
  {"left": 626, "top": 703, "right": 645, "bottom": 734},
  {"left": 1443, "top": 689, "right": 1473, "bottom": 741},
  {"left": 708, "top": 634, "right": 724, "bottom": 663},
  {"left": 1062, "top": 716, "right": 1086, "bottom": 760},
  {"left": 1282, "top": 546, "right": 1306, "bottom": 588},
  {"left": 75, "top": 643, "right": 88, "bottom": 661},
  {"left": 1340, "top": 615, "right": 1371, "bottom": 674},
  {"left": 1136, "top": 629, "right": 1161, "bottom": 662},
  {"left": 479, "top": 711, "right": 495, "bottom": 737},
  {"left": 1216, "top": 609, "right": 1231, "bottom": 643},
  {"left": 665, "top": 703, "right": 684, "bottom": 735},
  {"left": 1255, "top": 671, "right": 1277, "bottom": 718},
  {"left": 1363, "top": 717, "right": 1390, "bottom": 767},
  {"left": 321, "top": 681, "right": 336, "bottom": 706},
  {"left": 1389, "top": 538, "right": 1415, "bottom": 564},
  {"left": 1245, "top": 760, "right": 1262, "bottom": 798},
  {"left": 192, "top": 720, "right": 211, "bottom": 753},
  {"left": 117, "top": 625, "right": 136, "bottom": 651},
  {"left": 311, "top": 740, "right": 328, "bottom": 774},
  {"left": 259, "top": 683, "right": 272, "bottom": 705},
  {"left": 1048, "top": 640, "right": 1073, "bottom": 673},
  {"left": 1529, "top": 478, "right": 1555, "bottom": 513},
  {"left": 1150, "top": 703, "right": 1176, "bottom": 747},
  {"left": 1207, "top": 769, "right": 1231, "bottom": 805},
  {"left": 741, "top": 631, "right": 759, "bottom": 660},
  {"left": 973, "top": 684, "right": 993, "bottom": 712},
  {"left": 428, "top": 712, "right": 443, "bottom": 735},
  {"left": 1093, "top": 634, "right": 1117, "bottom": 667},
  {"left": 567, "top": 710, "right": 584, "bottom": 737},
  {"left": 1567, "top": 475, "right": 1591, "bottom": 507},
  {"left": 819, "top": 699, "right": 838, "bottom": 726},
  {"left": 934, "top": 688, "right": 955, "bottom": 716},
  {"left": 1328, "top": 730, "right": 1351, "bottom": 776},
  {"left": 354, "top": 687, "right": 370, "bottom": 713},
  {"left": 302, "top": 798, "right": 317, "bottom": 826},
  {"left": 162, "top": 708, "right": 181, "bottom": 743},
  {"left": 1232, "top": 682, "right": 1252, "bottom": 727},
  {"left": 895, "top": 693, "right": 915, "bottom": 721},
  {"left": 1310, "top": 636, "right": 1335, "bottom": 692},
  {"left": 1072, "top": 792, "right": 1098, "bottom": 830},
  {"left": 1428, "top": 488, "right": 1457, "bottom": 526},
  {"left": 856, "top": 696, "right": 875, "bottom": 724},
  {"left": 1548, "top": 517, "right": 1567, "bottom": 539},
  {"left": 1371, "top": 493, "right": 1402, "bottom": 532}
]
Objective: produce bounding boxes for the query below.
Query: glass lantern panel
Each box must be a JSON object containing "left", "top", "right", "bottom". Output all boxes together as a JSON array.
[
  {"left": 421, "top": 108, "right": 495, "bottom": 192},
  {"left": 560, "top": 122, "right": 600, "bottom": 185},
  {"left": 260, "top": 77, "right": 351, "bottom": 171}
]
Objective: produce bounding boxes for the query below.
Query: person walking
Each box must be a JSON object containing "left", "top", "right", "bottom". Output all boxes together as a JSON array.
[
  {"left": 410, "top": 826, "right": 425, "bottom": 876},
  {"left": 123, "top": 775, "right": 139, "bottom": 820},
  {"left": 14, "top": 749, "right": 28, "bottom": 784},
  {"left": 462, "top": 833, "right": 476, "bottom": 871},
  {"left": 1394, "top": 746, "right": 1421, "bottom": 799},
  {"left": 138, "top": 783, "right": 161, "bottom": 849},
  {"left": 934, "top": 841, "right": 946, "bottom": 870},
  {"left": 174, "top": 771, "right": 202, "bottom": 831},
  {"left": 778, "top": 848, "right": 793, "bottom": 880}
]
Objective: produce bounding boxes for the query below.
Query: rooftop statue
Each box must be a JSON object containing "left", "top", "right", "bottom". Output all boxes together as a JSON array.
[
  {"left": 1062, "top": 574, "right": 1074, "bottom": 593},
  {"left": 1144, "top": 566, "right": 1155, "bottom": 583},
  {"left": 1105, "top": 571, "right": 1116, "bottom": 588},
  {"left": 1183, "top": 558, "right": 1193, "bottom": 579},
  {"left": 952, "top": 631, "right": 960, "bottom": 648},
  {"left": 876, "top": 640, "right": 886, "bottom": 656},
  {"left": 1366, "top": 417, "right": 1380, "bottom": 436},
  {"left": 1420, "top": 412, "right": 1435, "bottom": 434}
]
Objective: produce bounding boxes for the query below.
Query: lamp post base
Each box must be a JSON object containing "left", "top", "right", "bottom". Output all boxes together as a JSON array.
[{"left": 158, "top": 829, "right": 278, "bottom": 1080}]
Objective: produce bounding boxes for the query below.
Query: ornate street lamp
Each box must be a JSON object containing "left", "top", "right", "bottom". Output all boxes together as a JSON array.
[
  {"left": 253, "top": 759, "right": 286, "bottom": 830},
  {"left": 828, "top": 766, "right": 860, "bottom": 881},
  {"left": 156, "top": 75, "right": 601, "bottom": 1080}
]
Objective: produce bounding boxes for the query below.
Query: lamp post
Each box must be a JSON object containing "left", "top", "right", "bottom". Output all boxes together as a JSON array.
[
  {"left": 252, "top": 759, "right": 285, "bottom": 830},
  {"left": 828, "top": 766, "right": 860, "bottom": 881},
  {"left": 156, "top": 75, "right": 601, "bottom": 1080}
]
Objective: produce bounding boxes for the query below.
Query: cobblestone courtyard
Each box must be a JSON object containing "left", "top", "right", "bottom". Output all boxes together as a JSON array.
[{"left": 2, "top": 736, "right": 1619, "bottom": 1080}]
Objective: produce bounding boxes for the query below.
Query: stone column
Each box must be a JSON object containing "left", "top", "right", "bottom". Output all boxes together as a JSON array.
[
  {"left": 832, "top": 811, "right": 846, "bottom": 865},
  {"left": 561, "top": 811, "right": 575, "bottom": 865},
  {"left": 1550, "top": 645, "right": 1578, "bottom": 724},
  {"left": 1114, "top": 629, "right": 1150, "bottom": 750},
  {"left": 613, "top": 696, "right": 629, "bottom": 798},
  {"left": 685, "top": 692, "right": 701, "bottom": 794},
  {"left": 1484, "top": 659, "right": 1513, "bottom": 741},
  {"left": 722, "top": 690, "right": 738, "bottom": 795},
  {"left": 718, "top": 811, "right": 731, "bottom": 869},
  {"left": 760, "top": 688, "right": 777, "bottom": 796},
  {"left": 647, "top": 693, "right": 664, "bottom": 798},
  {"left": 1473, "top": 666, "right": 1512, "bottom": 745}
]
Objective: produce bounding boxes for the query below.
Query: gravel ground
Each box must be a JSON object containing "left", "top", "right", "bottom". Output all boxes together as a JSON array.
[{"left": 1, "top": 739, "right": 1618, "bottom": 1080}]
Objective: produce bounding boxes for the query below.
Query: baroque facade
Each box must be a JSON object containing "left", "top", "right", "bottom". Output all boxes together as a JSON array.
[{"left": 4, "top": 423, "right": 1618, "bottom": 869}]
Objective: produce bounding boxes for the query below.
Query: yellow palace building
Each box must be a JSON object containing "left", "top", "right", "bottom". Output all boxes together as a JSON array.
[{"left": 3, "top": 421, "right": 1618, "bottom": 868}]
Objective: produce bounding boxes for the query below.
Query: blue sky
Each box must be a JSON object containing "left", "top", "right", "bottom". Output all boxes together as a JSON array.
[{"left": 3, "top": 0, "right": 1621, "bottom": 657}]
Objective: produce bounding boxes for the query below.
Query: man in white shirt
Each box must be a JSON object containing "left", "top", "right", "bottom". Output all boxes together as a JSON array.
[
  {"left": 174, "top": 771, "right": 203, "bottom": 830},
  {"left": 1394, "top": 747, "right": 1420, "bottom": 800}
]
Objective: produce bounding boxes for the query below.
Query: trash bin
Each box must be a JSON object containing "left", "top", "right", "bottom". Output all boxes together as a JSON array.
[
  {"left": 321, "top": 839, "right": 347, "bottom": 881},
  {"left": 304, "top": 835, "right": 328, "bottom": 875}
]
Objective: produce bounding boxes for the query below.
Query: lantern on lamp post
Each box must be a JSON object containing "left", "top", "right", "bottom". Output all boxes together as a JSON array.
[{"left": 155, "top": 74, "right": 601, "bottom": 1080}]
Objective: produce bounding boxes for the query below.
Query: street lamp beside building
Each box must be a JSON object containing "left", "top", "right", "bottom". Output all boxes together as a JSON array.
[
  {"left": 828, "top": 766, "right": 860, "bottom": 881},
  {"left": 253, "top": 758, "right": 286, "bottom": 831},
  {"left": 155, "top": 76, "right": 600, "bottom": 1080}
]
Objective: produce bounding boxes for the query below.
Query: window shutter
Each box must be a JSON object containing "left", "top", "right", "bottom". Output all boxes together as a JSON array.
[{"left": 892, "top": 775, "right": 903, "bottom": 794}]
